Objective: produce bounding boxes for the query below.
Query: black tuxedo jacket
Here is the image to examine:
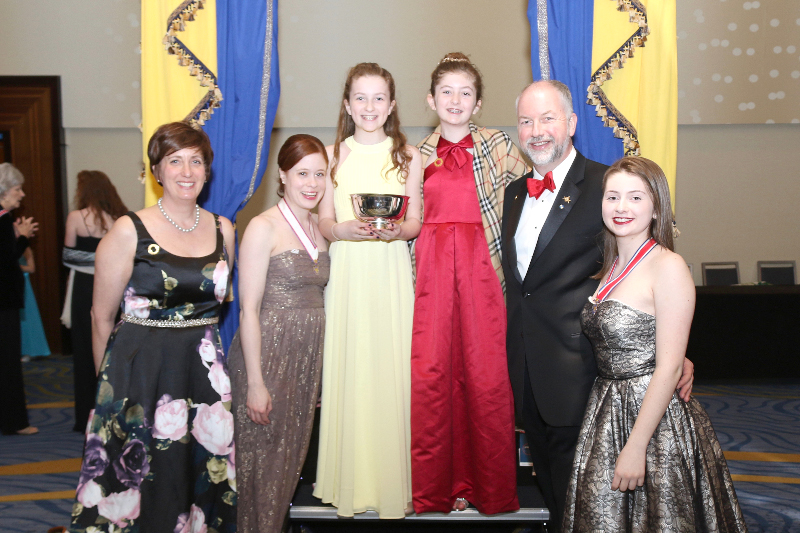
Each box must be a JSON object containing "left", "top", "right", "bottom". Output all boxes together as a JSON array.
[{"left": 502, "top": 150, "right": 608, "bottom": 427}]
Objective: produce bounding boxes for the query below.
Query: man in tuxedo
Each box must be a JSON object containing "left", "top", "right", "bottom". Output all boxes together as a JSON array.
[{"left": 502, "top": 80, "right": 693, "bottom": 529}]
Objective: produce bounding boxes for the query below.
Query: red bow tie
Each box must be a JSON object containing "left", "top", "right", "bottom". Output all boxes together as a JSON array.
[
  {"left": 437, "top": 135, "right": 473, "bottom": 170},
  {"left": 527, "top": 171, "right": 555, "bottom": 199}
]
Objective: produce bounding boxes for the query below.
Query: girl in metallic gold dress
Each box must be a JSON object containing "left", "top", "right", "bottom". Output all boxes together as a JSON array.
[{"left": 227, "top": 135, "right": 331, "bottom": 533}]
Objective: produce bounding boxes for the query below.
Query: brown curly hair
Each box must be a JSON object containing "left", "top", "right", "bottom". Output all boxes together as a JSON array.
[
  {"left": 330, "top": 63, "right": 412, "bottom": 187},
  {"left": 74, "top": 170, "right": 128, "bottom": 233}
]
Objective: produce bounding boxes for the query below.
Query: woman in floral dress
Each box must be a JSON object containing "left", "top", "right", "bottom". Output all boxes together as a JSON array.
[{"left": 69, "top": 122, "right": 237, "bottom": 533}]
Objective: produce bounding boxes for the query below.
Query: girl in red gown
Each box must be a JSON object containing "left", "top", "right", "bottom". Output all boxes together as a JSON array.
[{"left": 410, "top": 53, "right": 528, "bottom": 515}]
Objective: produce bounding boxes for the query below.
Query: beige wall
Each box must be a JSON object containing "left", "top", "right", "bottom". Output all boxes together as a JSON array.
[
  {"left": 64, "top": 128, "right": 145, "bottom": 211},
  {"left": 275, "top": 0, "right": 532, "bottom": 129},
  {"left": 675, "top": 124, "right": 800, "bottom": 284},
  {"left": 0, "top": 0, "right": 142, "bottom": 128},
  {"left": 1, "top": 0, "right": 797, "bottom": 285},
  {"left": 209, "top": 0, "right": 534, "bottom": 230},
  {"left": 0, "top": 0, "right": 143, "bottom": 210},
  {"left": 676, "top": 0, "right": 800, "bottom": 124}
]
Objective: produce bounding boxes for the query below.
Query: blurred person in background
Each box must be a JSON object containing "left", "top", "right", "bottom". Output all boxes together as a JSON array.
[
  {"left": 19, "top": 245, "right": 51, "bottom": 361},
  {"left": 0, "top": 162, "right": 39, "bottom": 436},
  {"left": 62, "top": 170, "right": 127, "bottom": 432}
]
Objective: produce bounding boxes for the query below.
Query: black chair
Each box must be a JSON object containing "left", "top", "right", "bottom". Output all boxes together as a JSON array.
[
  {"left": 757, "top": 261, "right": 796, "bottom": 285},
  {"left": 701, "top": 262, "right": 740, "bottom": 286}
]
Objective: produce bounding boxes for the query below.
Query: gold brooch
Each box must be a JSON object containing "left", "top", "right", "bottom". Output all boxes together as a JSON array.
[
  {"left": 563, "top": 196, "right": 571, "bottom": 204},
  {"left": 434, "top": 158, "right": 444, "bottom": 167},
  {"left": 148, "top": 244, "right": 160, "bottom": 255}
]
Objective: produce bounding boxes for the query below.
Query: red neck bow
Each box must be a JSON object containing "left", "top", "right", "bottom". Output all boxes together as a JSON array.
[
  {"left": 436, "top": 134, "right": 474, "bottom": 170},
  {"left": 527, "top": 171, "right": 555, "bottom": 199}
]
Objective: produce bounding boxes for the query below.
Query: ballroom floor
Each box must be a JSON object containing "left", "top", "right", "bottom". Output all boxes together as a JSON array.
[{"left": 1, "top": 357, "right": 799, "bottom": 532}]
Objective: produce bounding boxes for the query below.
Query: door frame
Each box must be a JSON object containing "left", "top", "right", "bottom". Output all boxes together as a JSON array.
[{"left": 0, "top": 76, "right": 67, "bottom": 354}]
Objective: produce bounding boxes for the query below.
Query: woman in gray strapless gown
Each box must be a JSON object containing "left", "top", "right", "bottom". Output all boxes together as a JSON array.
[
  {"left": 562, "top": 157, "right": 746, "bottom": 532},
  {"left": 227, "top": 135, "right": 331, "bottom": 533},
  {"left": 566, "top": 301, "right": 746, "bottom": 531},
  {"left": 228, "top": 251, "right": 330, "bottom": 532}
]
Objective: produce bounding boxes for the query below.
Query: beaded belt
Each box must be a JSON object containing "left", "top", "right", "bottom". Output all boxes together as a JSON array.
[{"left": 121, "top": 313, "right": 218, "bottom": 328}]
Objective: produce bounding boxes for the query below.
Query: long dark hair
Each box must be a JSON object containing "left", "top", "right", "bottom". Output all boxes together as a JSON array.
[
  {"left": 594, "top": 156, "right": 674, "bottom": 280},
  {"left": 75, "top": 170, "right": 128, "bottom": 233},
  {"left": 330, "top": 63, "right": 412, "bottom": 186}
]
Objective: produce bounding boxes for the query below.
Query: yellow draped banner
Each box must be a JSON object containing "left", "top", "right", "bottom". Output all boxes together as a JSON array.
[
  {"left": 141, "top": 0, "right": 220, "bottom": 206},
  {"left": 590, "top": 0, "right": 678, "bottom": 204}
]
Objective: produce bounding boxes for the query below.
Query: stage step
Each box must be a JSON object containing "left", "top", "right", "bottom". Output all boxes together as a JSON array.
[
  {"left": 290, "top": 483, "right": 549, "bottom": 531},
  {"left": 291, "top": 506, "right": 549, "bottom": 522}
]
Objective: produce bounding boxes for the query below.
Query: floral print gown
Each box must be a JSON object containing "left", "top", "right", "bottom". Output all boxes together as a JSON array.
[{"left": 69, "top": 212, "right": 236, "bottom": 533}]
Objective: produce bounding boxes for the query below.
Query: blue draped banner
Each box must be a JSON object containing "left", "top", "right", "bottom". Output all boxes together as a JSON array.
[
  {"left": 201, "top": 0, "right": 281, "bottom": 350},
  {"left": 527, "top": 0, "right": 622, "bottom": 166}
]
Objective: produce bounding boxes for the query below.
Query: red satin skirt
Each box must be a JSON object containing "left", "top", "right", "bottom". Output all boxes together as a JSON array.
[{"left": 411, "top": 219, "right": 519, "bottom": 515}]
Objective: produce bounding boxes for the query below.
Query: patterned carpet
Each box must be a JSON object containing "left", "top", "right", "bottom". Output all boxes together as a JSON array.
[
  {"left": 696, "top": 384, "right": 800, "bottom": 531},
  {"left": 0, "top": 358, "right": 83, "bottom": 533},
  {"left": 1, "top": 358, "right": 798, "bottom": 532}
]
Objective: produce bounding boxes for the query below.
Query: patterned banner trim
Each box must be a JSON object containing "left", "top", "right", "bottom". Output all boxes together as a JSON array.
[
  {"left": 163, "top": 0, "right": 223, "bottom": 127},
  {"left": 587, "top": 0, "right": 649, "bottom": 156}
]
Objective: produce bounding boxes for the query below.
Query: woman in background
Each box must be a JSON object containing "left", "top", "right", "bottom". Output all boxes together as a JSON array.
[
  {"left": 63, "top": 170, "right": 127, "bottom": 433},
  {"left": 228, "top": 134, "right": 330, "bottom": 532},
  {"left": 0, "top": 162, "right": 39, "bottom": 436},
  {"left": 20, "top": 246, "right": 51, "bottom": 360}
]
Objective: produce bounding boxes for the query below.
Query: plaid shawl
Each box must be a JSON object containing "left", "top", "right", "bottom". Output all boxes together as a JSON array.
[{"left": 410, "top": 123, "right": 528, "bottom": 294}]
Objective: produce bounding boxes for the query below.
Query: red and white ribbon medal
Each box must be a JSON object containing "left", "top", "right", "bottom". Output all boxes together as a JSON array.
[
  {"left": 277, "top": 198, "right": 319, "bottom": 273},
  {"left": 591, "top": 238, "right": 658, "bottom": 313}
]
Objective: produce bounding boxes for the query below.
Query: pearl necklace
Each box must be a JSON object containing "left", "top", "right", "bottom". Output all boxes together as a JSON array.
[{"left": 158, "top": 197, "right": 200, "bottom": 232}]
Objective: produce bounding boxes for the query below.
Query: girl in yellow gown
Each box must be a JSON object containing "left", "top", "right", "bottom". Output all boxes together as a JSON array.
[{"left": 313, "top": 62, "right": 423, "bottom": 518}]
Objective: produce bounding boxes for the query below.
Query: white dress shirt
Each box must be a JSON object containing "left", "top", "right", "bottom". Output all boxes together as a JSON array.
[{"left": 515, "top": 146, "right": 577, "bottom": 280}]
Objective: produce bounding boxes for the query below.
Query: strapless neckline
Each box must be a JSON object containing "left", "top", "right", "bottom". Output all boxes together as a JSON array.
[{"left": 589, "top": 297, "right": 655, "bottom": 318}]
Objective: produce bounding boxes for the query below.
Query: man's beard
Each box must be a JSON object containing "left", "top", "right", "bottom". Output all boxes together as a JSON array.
[{"left": 524, "top": 135, "right": 566, "bottom": 167}]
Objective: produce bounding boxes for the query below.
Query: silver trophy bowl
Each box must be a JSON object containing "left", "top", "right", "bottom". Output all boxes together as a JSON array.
[{"left": 350, "top": 193, "right": 410, "bottom": 229}]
